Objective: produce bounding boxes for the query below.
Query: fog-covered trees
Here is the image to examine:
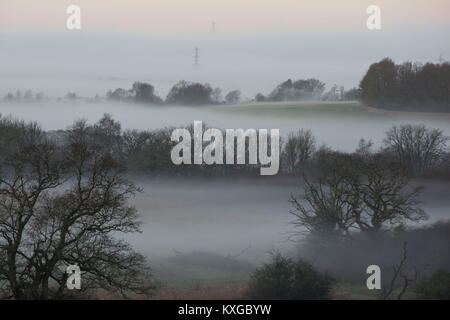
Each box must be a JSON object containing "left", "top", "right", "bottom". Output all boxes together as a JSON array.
[
  {"left": 254, "top": 93, "right": 267, "bottom": 103},
  {"left": 107, "top": 88, "right": 132, "bottom": 102},
  {"left": 3, "top": 90, "right": 47, "bottom": 103},
  {"left": 343, "top": 87, "right": 361, "bottom": 101},
  {"left": 360, "top": 58, "right": 450, "bottom": 111},
  {"left": 166, "top": 81, "right": 214, "bottom": 105},
  {"left": 224, "top": 90, "right": 241, "bottom": 105},
  {"left": 267, "top": 78, "right": 325, "bottom": 102},
  {"left": 290, "top": 153, "right": 427, "bottom": 238},
  {"left": 281, "top": 129, "right": 316, "bottom": 173},
  {"left": 107, "top": 82, "right": 162, "bottom": 104},
  {"left": 383, "top": 124, "right": 449, "bottom": 173},
  {"left": 0, "top": 117, "right": 152, "bottom": 299},
  {"left": 131, "top": 82, "right": 162, "bottom": 104}
]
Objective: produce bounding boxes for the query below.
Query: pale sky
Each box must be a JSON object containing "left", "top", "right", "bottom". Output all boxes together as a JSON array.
[
  {"left": 1, "top": 0, "right": 449, "bottom": 34},
  {"left": 0, "top": 1, "right": 449, "bottom": 98}
]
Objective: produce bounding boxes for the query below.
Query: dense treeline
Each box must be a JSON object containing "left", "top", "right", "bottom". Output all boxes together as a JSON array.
[
  {"left": 360, "top": 58, "right": 450, "bottom": 112},
  {"left": 40, "top": 115, "right": 450, "bottom": 178}
]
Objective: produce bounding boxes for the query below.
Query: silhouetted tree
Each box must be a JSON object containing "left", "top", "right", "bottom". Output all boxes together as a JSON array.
[
  {"left": 290, "top": 153, "right": 427, "bottom": 237},
  {"left": 107, "top": 88, "right": 132, "bottom": 102},
  {"left": 211, "top": 87, "right": 223, "bottom": 104},
  {"left": 383, "top": 124, "right": 449, "bottom": 173},
  {"left": 268, "top": 78, "right": 325, "bottom": 102},
  {"left": 0, "top": 118, "right": 152, "bottom": 299},
  {"left": 166, "top": 81, "right": 214, "bottom": 105},
  {"left": 225, "top": 90, "right": 241, "bottom": 105},
  {"left": 281, "top": 129, "right": 316, "bottom": 173},
  {"left": 131, "top": 82, "right": 162, "bottom": 104},
  {"left": 254, "top": 93, "right": 266, "bottom": 102}
]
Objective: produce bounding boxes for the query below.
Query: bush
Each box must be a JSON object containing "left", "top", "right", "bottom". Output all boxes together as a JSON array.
[
  {"left": 415, "top": 269, "right": 450, "bottom": 300},
  {"left": 246, "top": 253, "right": 333, "bottom": 300}
]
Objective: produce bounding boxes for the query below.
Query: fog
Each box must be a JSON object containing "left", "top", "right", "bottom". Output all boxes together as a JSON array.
[
  {"left": 1, "top": 101, "right": 450, "bottom": 152},
  {"left": 0, "top": 100, "right": 449, "bottom": 292},
  {"left": 113, "top": 177, "right": 450, "bottom": 265},
  {"left": 1, "top": 30, "right": 450, "bottom": 99},
  {"left": 126, "top": 178, "right": 298, "bottom": 262},
  {"left": 1, "top": 100, "right": 449, "bottom": 265}
]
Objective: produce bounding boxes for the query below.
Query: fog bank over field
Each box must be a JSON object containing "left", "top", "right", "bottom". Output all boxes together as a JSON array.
[
  {"left": 127, "top": 179, "right": 297, "bottom": 260},
  {"left": 121, "top": 178, "right": 450, "bottom": 262}
]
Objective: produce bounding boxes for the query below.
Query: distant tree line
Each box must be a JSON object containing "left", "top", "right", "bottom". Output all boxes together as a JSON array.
[
  {"left": 3, "top": 79, "right": 357, "bottom": 106},
  {"left": 107, "top": 81, "right": 227, "bottom": 106},
  {"left": 360, "top": 58, "right": 450, "bottom": 112},
  {"left": 39, "top": 115, "right": 448, "bottom": 178},
  {"left": 255, "top": 78, "right": 326, "bottom": 102},
  {"left": 3, "top": 90, "right": 47, "bottom": 103},
  {"left": 3, "top": 58, "right": 450, "bottom": 110}
]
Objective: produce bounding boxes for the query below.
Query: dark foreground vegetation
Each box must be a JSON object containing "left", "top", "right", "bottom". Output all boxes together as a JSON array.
[
  {"left": 0, "top": 115, "right": 153, "bottom": 299},
  {"left": 281, "top": 124, "right": 450, "bottom": 299},
  {"left": 0, "top": 113, "right": 449, "bottom": 299},
  {"left": 247, "top": 253, "right": 334, "bottom": 300}
]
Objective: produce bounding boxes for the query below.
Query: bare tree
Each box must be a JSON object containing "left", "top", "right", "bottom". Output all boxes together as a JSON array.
[
  {"left": 282, "top": 129, "right": 316, "bottom": 173},
  {"left": 290, "top": 154, "right": 427, "bottom": 237},
  {"left": 354, "top": 159, "right": 427, "bottom": 233},
  {"left": 289, "top": 175, "right": 357, "bottom": 238},
  {"left": 383, "top": 124, "right": 449, "bottom": 173},
  {"left": 0, "top": 119, "right": 152, "bottom": 299},
  {"left": 122, "top": 129, "right": 151, "bottom": 156}
]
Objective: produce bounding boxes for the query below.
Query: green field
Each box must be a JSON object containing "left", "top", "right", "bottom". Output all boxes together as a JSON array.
[
  {"left": 209, "top": 101, "right": 450, "bottom": 120},
  {"left": 212, "top": 101, "right": 366, "bottom": 115}
]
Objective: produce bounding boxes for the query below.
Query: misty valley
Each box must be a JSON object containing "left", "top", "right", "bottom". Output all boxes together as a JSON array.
[
  {"left": 0, "top": 97, "right": 449, "bottom": 300},
  {"left": 1, "top": 1, "right": 450, "bottom": 304}
]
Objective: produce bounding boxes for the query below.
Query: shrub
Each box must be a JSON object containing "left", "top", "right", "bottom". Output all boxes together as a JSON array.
[
  {"left": 415, "top": 269, "right": 450, "bottom": 300},
  {"left": 246, "top": 253, "right": 333, "bottom": 300}
]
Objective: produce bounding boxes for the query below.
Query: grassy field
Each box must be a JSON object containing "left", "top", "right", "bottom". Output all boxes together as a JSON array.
[
  {"left": 210, "top": 101, "right": 450, "bottom": 120},
  {"left": 147, "top": 254, "right": 420, "bottom": 300}
]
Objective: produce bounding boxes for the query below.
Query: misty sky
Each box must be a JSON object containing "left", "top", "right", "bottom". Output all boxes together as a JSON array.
[{"left": 1, "top": 0, "right": 450, "bottom": 98}]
